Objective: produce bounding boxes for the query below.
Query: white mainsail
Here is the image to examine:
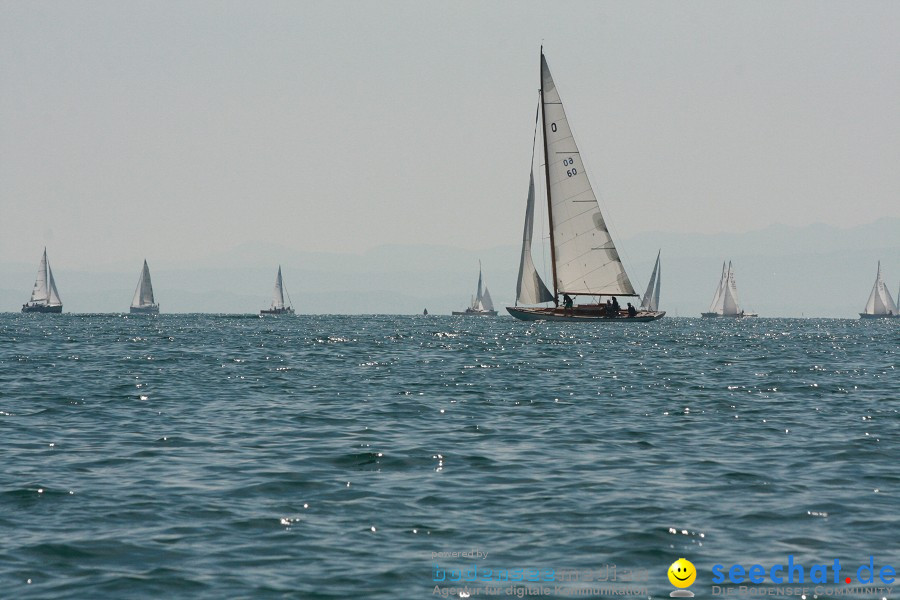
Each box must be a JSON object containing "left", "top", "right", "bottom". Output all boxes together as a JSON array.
[
  {"left": 131, "top": 260, "right": 156, "bottom": 308},
  {"left": 721, "top": 262, "right": 741, "bottom": 315},
  {"left": 540, "top": 54, "right": 635, "bottom": 297},
  {"left": 707, "top": 262, "right": 727, "bottom": 314},
  {"left": 271, "top": 266, "right": 287, "bottom": 310},
  {"left": 516, "top": 170, "right": 554, "bottom": 305},
  {"left": 864, "top": 262, "right": 898, "bottom": 315},
  {"left": 640, "top": 251, "right": 661, "bottom": 311},
  {"left": 29, "top": 249, "right": 50, "bottom": 304}
]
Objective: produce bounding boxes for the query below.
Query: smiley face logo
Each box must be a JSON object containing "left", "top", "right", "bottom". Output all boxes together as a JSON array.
[{"left": 668, "top": 558, "right": 696, "bottom": 588}]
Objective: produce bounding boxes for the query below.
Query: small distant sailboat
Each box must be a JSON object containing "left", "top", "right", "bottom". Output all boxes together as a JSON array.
[
  {"left": 640, "top": 251, "right": 662, "bottom": 312},
  {"left": 701, "top": 261, "right": 757, "bottom": 318},
  {"left": 859, "top": 261, "right": 898, "bottom": 319},
  {"left": 22, "top": 248, "right": 63, "bottom": 313},
  {"left": 506, "top": 49, "right": 664, "bottom": 322},
  {"left": 453, "top": 262, "right": 497, "bottom": 316},
  {"left": 130, "top": 260, "right": 159, "bottom": 315},
  {"left": 260, "top": 266, "right": 295, "bottom": 316}
]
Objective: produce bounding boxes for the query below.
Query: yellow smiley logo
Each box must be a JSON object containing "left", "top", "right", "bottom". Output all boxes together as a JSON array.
[{"left": 668, "top": 558, "right": 696, "bottom": 588}]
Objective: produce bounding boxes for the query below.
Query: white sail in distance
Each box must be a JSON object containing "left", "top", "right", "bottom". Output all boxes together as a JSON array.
[
  {"left": 29, "top": 248, "right": 50, "bottom": 304},
  {"left": 864, "top": 262, "right": 898, "bottom": 315},
  {"left": 721, "top": 262, "right": 741, "bottom": 315},
  {"left": 707, "top": 262, "right": 727, "bottom": 314},
  {"left": 516, "top": 170, "right": 554, "bottom": 305},
  {"left": 47, "top": 263, "right": 62, "bottom": 306},
  {"left": 540, "top": 53, "right": 635, "bottom": 297},
  {"left": 481, "top": 288, "right": 495, "bottom": 312},
  {"left": 131, "top": 260, "right": 156, "bottom": 308},
  {"left": 640, "top": 251, "right": 661, "bottom": 311},
  {"left": 271, "top": 266, "right": 286, "bottom": 310}
]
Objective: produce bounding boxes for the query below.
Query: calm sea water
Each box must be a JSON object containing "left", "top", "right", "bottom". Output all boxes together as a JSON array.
[{"left": 1, "top": 314, "right": 897, "bottom": 599}]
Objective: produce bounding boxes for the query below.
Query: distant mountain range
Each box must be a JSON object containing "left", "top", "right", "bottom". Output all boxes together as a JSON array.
[{"left": 1, "top": 217, "right": 897, "bottom": 317}]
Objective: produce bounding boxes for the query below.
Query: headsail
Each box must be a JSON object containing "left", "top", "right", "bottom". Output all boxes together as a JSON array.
[
  {"left": 640, "top": 251, "right": 661, "bottom": 311},
  {"left": 540, "top": 53, "right": 635, "bottom": 296},
  {"left": 131, "top": 260, "right": 156, "bottom": 308},
  {"left": 516, "top": 169, "right": 555, "bottom": 305},
  {"left": 481, "top": 287, "right": 495, "bottom": 312},
  {"left": 47, "top": 262, "right": 62, "bottom": 306}
]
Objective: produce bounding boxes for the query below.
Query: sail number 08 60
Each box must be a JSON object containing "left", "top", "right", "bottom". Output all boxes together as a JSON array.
[{"left": 563, "top": 157, "right": 576, "bottom": 177}]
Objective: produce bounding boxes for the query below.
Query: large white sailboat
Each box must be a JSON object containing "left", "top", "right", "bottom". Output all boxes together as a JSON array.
[
  {"left": 701, "top": 261, "right": 757, "bottom": 318},
  {"left": 859, "top": 261, "right": 898, "bottom": 319},
  {"left": 22, "top": 248, "right": 63, "bottom": 313},
  {"left": 130, "top": 260, "right": 159, "bottom": 314},
  {"left": 453, "top": 262, "right": 497, "bottom": 316},
  {"left": 260, "top": 266, "right": 295, "bottom": 316},
  {"left": 507, "top": 50, "right": 664, "bottom": 322}
]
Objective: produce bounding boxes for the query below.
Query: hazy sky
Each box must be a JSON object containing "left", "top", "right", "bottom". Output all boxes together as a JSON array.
[{"left": 2, "top": 1, "right": 899, "bottom": 270}]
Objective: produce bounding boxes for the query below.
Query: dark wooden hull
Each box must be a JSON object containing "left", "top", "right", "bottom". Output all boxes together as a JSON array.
[
  {"left": 701, "top": 312, "right": 758, "bottom": 318},
  {"left": 507, "top": 306, "right": 665, "bottom": 322},
  {"left": 22, "top": 304, "right": 62, "bottom": 314},
  {"left": 859, "top": 313, "right": 899, "bottom": 319}
]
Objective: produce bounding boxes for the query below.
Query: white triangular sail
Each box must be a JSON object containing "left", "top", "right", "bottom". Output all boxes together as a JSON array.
[
  {"left": 640, "top": 251, "right": 661, "bottom": 311},
  {"left": 29, "top": 249, "right": 50, "bottom": 304},
  {"left": 47, "top": 263, "right": 62, "bottom": 306},
  {"left": 721, "top": 262, "right": 741, "bottom": 315},
  {"left": 516, "top": 170, "right": 554, "bottom": 305},
  {"left": 541, "top": 53, "right": 635, "bottom": 297},
  {"left": 707, "top": 261, "right": 727, "bottom": 314},
  {"left": 864, "top": 262, "right": 898, "bottom": 315},
  {"left": 271, "top": 266, "right": 286, "bottom": 310},
  {"left": 481, "top": 287, "right": 495, "bottom": 312},
  {"left": 131, "top": 260, "right": 156, "bottom": 308}
]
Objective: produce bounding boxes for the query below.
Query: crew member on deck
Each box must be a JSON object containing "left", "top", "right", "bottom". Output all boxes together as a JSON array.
[
  {"left": 563, "top": 294, "right": 573, "bottom": 315},
  {"left": 627, "top": 302, "right": 637, "bottom": 317}
]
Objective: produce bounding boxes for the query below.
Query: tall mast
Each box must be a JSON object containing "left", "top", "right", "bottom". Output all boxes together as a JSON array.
[{"left": 539, "top": 47, "right": 559, "bottom": 298}]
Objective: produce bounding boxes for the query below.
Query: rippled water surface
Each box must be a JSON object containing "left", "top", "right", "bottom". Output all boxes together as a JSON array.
[{"left": 1, "top": 314, "right": 898, "bottom": 599}]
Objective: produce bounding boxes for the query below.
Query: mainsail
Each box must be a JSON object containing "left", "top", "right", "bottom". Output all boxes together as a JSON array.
[
  {"left": 271, "top": 266, "right": 287, "bottom": 310},
  {"left": 707, "top": 262, "right": 727, "bottom": 314},
  {"left": 131, "top": 260, "right": 156, "bottom": 308},
  {"left": 540, "top": 53, "right": 635, "bottom": 297},
  {"left": 29, "top": 249, "right": 49, "bottom": 304},
  {"left": 864, "top": 262, "right": 898, "bottom": 315},
  {"left": 640, "top": 251, "right": 661, "bottom": 311}
]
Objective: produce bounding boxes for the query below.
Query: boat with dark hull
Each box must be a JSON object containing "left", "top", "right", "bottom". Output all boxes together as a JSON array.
[
  {"left": 452, "top": 262, "right": 497, "bottom": 316},
  {"left": 260, "top": 266, "right": 295, "bottom": 316},
  {"left": 130, "top": 260, "right": 159, "bottom": 315},
  {"left": 506, "top": 50, "right": 664, "bottom": 323},
  {"left": 22, "top": 248, "right": 63, "bottom": 314},
  {"left": 859, "top": 261, "right": 898, "bottom": 319}
]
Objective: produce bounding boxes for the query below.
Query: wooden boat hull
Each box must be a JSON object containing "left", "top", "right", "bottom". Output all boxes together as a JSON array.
[
  {"left": 260, "top": 307, "right": 295, "bottom": 316},
  {"left": 507, "top": 306, "right": 665, "bottom": 322},
  {"left": 452, "top": 309, "right": 497, "bottom": 316},
  {"left": 130, "top": 305, "right": 159, "bottom": 315},
  {"left": 22, "top": 304, "right": 62, "bottom": 314},
  {"left": 859, "top": 313, "right": 899, "bottom": 319},
  {"left": 701, "top": 312, "right": 758, "bottom": 318}
]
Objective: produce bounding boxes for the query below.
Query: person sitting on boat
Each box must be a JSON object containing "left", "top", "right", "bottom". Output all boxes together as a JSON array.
[
  {"left": 605, "top": 298, "right": 613, "bottom": 316},
  {"left": 610, "top": 296, "right": 620, "bottom": 316},
  {"left": 563, "top": 293, "right": 574, "bottom": 315},
  {"left": 627, "top": 302, "right": 637, "bottom": 317}
]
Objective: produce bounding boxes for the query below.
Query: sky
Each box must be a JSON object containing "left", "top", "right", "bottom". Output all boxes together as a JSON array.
[{"left": 1, "top": 0, "right": 899, "bottom": 273}]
